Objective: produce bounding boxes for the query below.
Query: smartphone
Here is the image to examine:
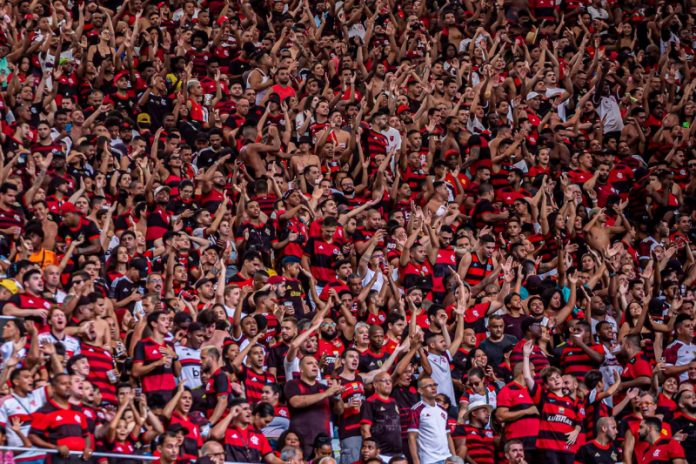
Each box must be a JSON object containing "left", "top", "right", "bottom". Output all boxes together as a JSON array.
[
  {"left": 134, "top": 387, "right": 142, "bottom": 399},
  {"left": 17, "top": 152, "right": 26, "bottom": 165}
]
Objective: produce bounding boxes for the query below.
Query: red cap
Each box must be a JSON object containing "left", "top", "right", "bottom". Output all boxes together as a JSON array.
[
  {"left": 396, "top": 104, "right": 411, "bottom": 115},
  {"left": 113, "top": 71, "right": 129, "bottom": 84},
  {"left": 268, "top": 275, "right": 286, "bottom": 285},
  {"left": 61, "top": 202, "right": 80, "bottom": 215},
  {"left": 444, "top": 149, "right": 460, "bottom": 158},
  {"left": 217, "top": 15, "right": 228, "bottom": 26}
]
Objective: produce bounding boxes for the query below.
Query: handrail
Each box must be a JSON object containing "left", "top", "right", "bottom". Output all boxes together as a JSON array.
[{"left": 0, "top": 446, "right": 247, "bottom": 464}]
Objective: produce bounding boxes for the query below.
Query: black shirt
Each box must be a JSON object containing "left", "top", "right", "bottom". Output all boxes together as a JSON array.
[
  {"left": 574, "top": 440, "right": 621, "bottom": 464},
  {"left": 671, "top": 414, "right": 696, "bottom": 463},
  {"left": 360, "top": 394, "right": 402, "bottom": 455}
]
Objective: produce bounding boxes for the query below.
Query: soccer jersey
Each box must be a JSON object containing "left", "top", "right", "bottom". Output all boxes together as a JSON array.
[
  {"left": 0, "top": 387, "right": 48, "bottom": 446},
  {"left": 408, "top": 401, "right": 451, "bottom": 464},
  {"left": 175, "top": 345, "right": 202, "bottom": 389}
]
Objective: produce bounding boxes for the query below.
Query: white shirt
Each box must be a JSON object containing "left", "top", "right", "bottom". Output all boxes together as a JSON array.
[
  {"left": 175, "top": 345, "right": 202, "bottom": 389},
  {"left": 0, "top": 386, "right": 48, "bottom": 447},
  {"left": 664, "top": 339, "right": 696, "bottom": 382},
  {"left": 426, "top": 350, "right": 456, "bottom": 405},
  {"left": 380, "top": 127, "right": 402, "bottom": 153},
  {"left": 38, "top": 332, "right": 81, "bottom": 358},
  {"left": 408, "top": 400, "right": 451, "bottom": 463}
]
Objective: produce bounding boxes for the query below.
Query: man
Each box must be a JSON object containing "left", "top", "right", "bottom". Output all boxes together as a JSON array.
[
  {"left": 39, "top": 307, "right": 80, "bottom": 358},
  {"left": 199, "top": 440, "right": 226, "bottom": 464},
  {"left": 356, "top": 437, "right": 383, "bottom": 464},
  {"left": 232, "top": 342, "right": 276, "bottom": 404},
  {"left": 671, "top": 390, "right": 696, "bottom": 463},
  {"left": 664, "top": 315, "right": 696, "bottom": 382},
  {"left": 425, "top": 295, "right": 465, "bottom": 406},
  {"left": 504, "top": 440, "right": 527, "bottom": 464},
  {"left": 359, "top": 325, "right": 389, "bottom": 373},
  {"left": 453, "top": 401, "right": 496, "bottom": 464},
  {"left": 620, "top": 335, "right": 652, "bottom": 393},
  {"left": 523, "top": 341, "right": 581, "bottom": 464},
  {"left": 132, "top": 311, "right": 181, "bottom": 403},
  {"left": 408, "top": 377, "right": 456, "bottom": 464},
  {"left": 210, "top": 399, "right": 283, "bottom": 463},
  {"left": 284, "top": 355, "right": 342, "bottom": 459},
  {"left": 201, "top": 346, "right": 230, "bottom": 425},
  {"left": 361, "top": 371, "right": 402, "bottom": 461},
  {"left": 479, "top": 314, "right": 517, "bottom": 369},
  {"left": 155, "top": 431, "right": 181, "bottom": 464},
  {"left": 175, "top": 322, "right": 205, "bottom": 391},
  {"left": 573, "top": 417, "right": 620, "bottom": 464},
  {"left": 0, "top": 367, "right": 48, "bottom": 463},
  {"left": 637, "top": 416, "right": 686, "bottom": 464},
  {"left": 560, "top": 320, "right": 605, "bottom": 383},
  {"left": 3, "top": 268, "right": 51, "bottom": 322},
  {"left": 29, "top": 373, "right": 92, "bottom": 463},
  {"left": 337, "top": 348, "right": 366, "bottom": 464}
]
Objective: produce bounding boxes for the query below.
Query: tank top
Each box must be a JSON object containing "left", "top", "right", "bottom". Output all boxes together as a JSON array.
[{"left": 246, "top": 68, "right": 270, "bottom": 105}]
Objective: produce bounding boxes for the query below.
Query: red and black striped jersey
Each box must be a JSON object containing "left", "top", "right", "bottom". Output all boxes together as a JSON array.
[
  {"left": 169, "top": 411, "right": 202, "bottom": 461},
  {"left": 223, "top": 425, "right": 273, "bottom": 463},
  {"left": 337, "top": 376, "right": 364, "bottom": 439},
  {"left": 133, "top": 337, "right": 178, "bottom": 396},
  {"left": 238, "top": 365, "right": 275, "bottom": 405},
  {"left": 29, "top": 399, "right": 88, "bottom": 451},
  {"left": 560, "top": 343, "right": 604, "bottom": 383},
  {"left": 204, "top": 368, "right": 232, "bottom": 416},
  {"left": 362, "top": 128, "right": 388, "bottom": 159},
  {"left": 81, "top": 343, "right": 117, "bottom": 405},
  {"left": 303, "top": 237, "right": 342, "bottom": 285},
  {"left": 583, "top": 389, "right": 610, "bottom": 441},
  {"left": 497, "top": 380, "right": 540, "bottom": 441},
  {"left": 463, "top": 252, "right": 494, "bottom": 287},
  {"left": 532, "top": 386, "right": 580, "bottom": 454},
  {"left": 452, "top": 424, "right": 497, "bottom": 464}
]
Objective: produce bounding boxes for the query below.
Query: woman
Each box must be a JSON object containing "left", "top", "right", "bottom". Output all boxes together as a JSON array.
[
  {"left": 106, "top": 245, "right": 130, "bottom": 284},
  {"left": 162, "top": 383, "right": 203, "bottom": 462}
]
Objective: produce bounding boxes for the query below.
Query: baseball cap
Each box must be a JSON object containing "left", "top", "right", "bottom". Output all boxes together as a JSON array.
[
  {"left": 137, "top": 113, "right": 151, "bottom": 125},
  {"left": 526, "top": 91, "right": 541, "bottom": 101},
  {"left": 154, "top": 185, "right": 171, "bottom": 196},
  {"left": 61, "top": 202, "right": 80, "bottom": 215},
  {"left": 0, "top": 279, "right": 18, "bottom": 295}
]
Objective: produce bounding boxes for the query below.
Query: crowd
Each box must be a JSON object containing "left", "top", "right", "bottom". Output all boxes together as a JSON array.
[{"left": 0, "top": 0, "right": 694, "bottom": 464}]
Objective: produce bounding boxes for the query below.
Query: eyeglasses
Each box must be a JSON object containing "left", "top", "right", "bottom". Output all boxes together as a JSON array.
[{"left": 421, "top": 383, "right": 438, "bottom": 388}]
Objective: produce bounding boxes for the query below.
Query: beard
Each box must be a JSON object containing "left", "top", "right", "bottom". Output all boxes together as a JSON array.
[{"left": 322, "top": 330, "right": 337, "bottom": 340}]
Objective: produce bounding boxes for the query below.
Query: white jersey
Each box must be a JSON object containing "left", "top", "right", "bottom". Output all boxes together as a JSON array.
[
  {"left": 407, "top": 400, "right": 451, "bottom": 464},
  {"left": 175, "top": 345, "right": 202, "bottom": 389},
  {"left": 0, "top": 386, "right": 48, "bottom": 446},
  {"left": 38, "top": 332, "right": 81, "bottom": 358},
  {"left": 426, "top": 350, "right": 456, "bottom": 405}
]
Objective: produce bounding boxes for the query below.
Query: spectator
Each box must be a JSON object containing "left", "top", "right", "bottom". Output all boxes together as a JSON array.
[{"left": 408, "top": 376, "right": 456, "bottom": 464}]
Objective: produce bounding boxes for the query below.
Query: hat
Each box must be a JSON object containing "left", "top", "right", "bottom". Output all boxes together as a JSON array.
[
  {"left": 154, "top": 185, "right": 171, "bottom": 196},
  {"left": 58, "top": 57, "right": 74, "bottom": 66},
  {"left": 167, "top": 423, "right": 189, "bottom": 435},
  {"left": 282, "top": 188, "right": 299, "bottom": 200},
  {"left": 61, "top": 202, "right": 80, "bottom": 215},
  {"left": 465, "top": 400, "right": 493, "bottom": 418},
  {"left": 521, "top": 316, "right": 541, "bottom": 334},
  {"left": 444, "top": 149, "right": 460, "bottom": 158},
  {"left": 268, "top": 275, "right": 286, "bottom": 285},
  {"left": 267, "top": 93, "right": 281, "bottom": 103},
  {"left": 0, "top": 279, "right": 18, "bottom": 295},
  {"left": 136, "top": 113, "right": 151, "bottom": 125},
  {"left": 113, "top": 71, "right": 129, "bottom": 84},
  {"left": 397, "top": 104, "right": 411, "bottom": 115},
  {"left": 298, "top": 135, "right": 312, "bottom": 145},
  {"left": 195, "top": 277, "right": 214, "bottom": 289},
  {"left": 526, "top": 91, "right": 541, "bottom": 101}
]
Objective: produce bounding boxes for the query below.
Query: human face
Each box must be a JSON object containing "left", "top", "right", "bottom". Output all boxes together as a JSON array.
[
  {"left": 300, "top": 356, "right": 320, "bottom": 379},
  {"left": 159, "top": 436, "right": 180, "bottom": 462},
  {"left": 545, "top": 372, "right": 563, "bottom": 392},
  {"left": 418, "top": 379, "right": 438, "bottom": 400},
  {"left": 360, "top": 441, "right": 379, "bottom": 460},
  {"left": 505, "top": 443, "right": 525, "bottom": 463}
]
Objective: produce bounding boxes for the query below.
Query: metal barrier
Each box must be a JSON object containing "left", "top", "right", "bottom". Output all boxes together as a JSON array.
[{"left": 0, "top": 446, "right": 247, "bottom": 464}]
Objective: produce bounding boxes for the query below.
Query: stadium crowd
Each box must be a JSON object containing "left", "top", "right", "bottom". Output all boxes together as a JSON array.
[{"left": 0, "top": 0, "right": 694, "bottom": 463}]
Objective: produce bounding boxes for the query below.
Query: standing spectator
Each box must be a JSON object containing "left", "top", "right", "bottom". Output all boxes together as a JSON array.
[
  {"left": 408, "top": 377, "right": 456, "bottom": 464},
  {"left": 132, "top": 311, "right": 181, "bottom": 403},
  {"left": 671, "top": 390, "right": 696, "bottom": 464},
  {"left": 453, "top": 401, "right": 496, "bottom": 464},
  {"left": 284, "top": 356, "right": 342, "bottom": 460},
  {"left": 29, "top": 373, "right": 93, "bottom": 464},
  {"left": 361, "top": 371, "right": 402, "bottom": 461}
]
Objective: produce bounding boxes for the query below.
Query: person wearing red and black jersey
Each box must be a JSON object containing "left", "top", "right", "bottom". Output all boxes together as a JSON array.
[
  {"left": 56, "top": 202, "right": 102, "bottom": 256},
  {"left": 358, "top": 325, "right": 389, "bottom": 374},
  {"left": 399, "top": 224, "right": 434, "bottom": 292},
  {"left": 29, "top": 373, "right": 93, "bottom": 464},
  {"left": 361, "top": 111, "right": 389, "bottom": 162},
  {"left": 459, "top": 235, "right": 497, "bottom": 288},
  {"left": 3, "top": 268, "right": 51, "bottom": 324},
  {"left": 146, "top": 186, "right": 173, "bottom": 248},
  {"left": 132, "top": 311, "right": 181, "bottom": 404},
  {"left": 523, "top": 340, "right": 581, "bottom": 464},
  {"left": 210, "top": 398, "right": 284, "bottom": 464},
  {"left": 574, "top": 417, "right": 621, "bottom": 464},
  {"left": 336, "top": 348, "right": 366, "bottom": 464},
  {"left": 302, "top": 216, "right": 344, "bottom": 289},
  {"left": 636, "top": 416, "right": 686, "bottom": 464},
  {"left": 232, "top": 342, "right": 276, "bottom": 405},
  {"left": 201, "top": 346, "right": 230, "bottom": 425},
  {"left": 560, "top": 321, "right": 605, "bottom": 384},
  {"left": 162, "top": 383, "right": 202, "bottom": 463},
  {"left": 453, "top": 401, "right": 497, "bottom": 464}
]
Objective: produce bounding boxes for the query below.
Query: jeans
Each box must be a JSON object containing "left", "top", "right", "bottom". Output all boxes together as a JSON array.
[{"left": 339, "top": 436, "right": 362, "bottom": 464}]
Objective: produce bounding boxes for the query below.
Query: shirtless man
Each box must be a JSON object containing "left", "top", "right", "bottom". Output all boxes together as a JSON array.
[
  {"left": 316, "top": 110, "right": 352, "bottom": 160},
  {"left": 290, "top": 136, "right": 320, "bottom": 178}
]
